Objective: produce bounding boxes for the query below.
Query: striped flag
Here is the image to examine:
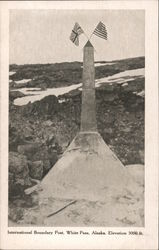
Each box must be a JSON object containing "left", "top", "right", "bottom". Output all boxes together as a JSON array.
[
  {"left": 70, "top": 22, "right": 84, "bottom": 46},
  {"left": 93, "top": 21, "right": 108, "bottom": 40}
]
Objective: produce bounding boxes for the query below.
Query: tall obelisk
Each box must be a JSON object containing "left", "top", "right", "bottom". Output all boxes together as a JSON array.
[
  {"left": 21, "top": 33, "right": 144, "bottom": 228},
  {"left": 39, "top": 38, "right": 130, "bottom": 206},
  {"left": 80, "top": 40, "right": 97, "bottom": 132}
]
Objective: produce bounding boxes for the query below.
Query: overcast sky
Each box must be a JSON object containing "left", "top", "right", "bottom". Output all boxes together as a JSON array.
[{"left": 9, "top": 10, "right": 145, "bottom": 64}]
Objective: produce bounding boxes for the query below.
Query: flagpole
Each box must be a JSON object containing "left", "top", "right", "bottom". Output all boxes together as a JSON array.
[
  {"left": 89, "top": 33, "right": 97, "bottom": 53},
  {"left": 89, "top": 32, "right": 94, "bottom": 41},
  {"left": 83, "top": 32, "right": 90, "bottom": 41},
  {"left": 82, "top": 32, "right": 97, "bottom": 53}
]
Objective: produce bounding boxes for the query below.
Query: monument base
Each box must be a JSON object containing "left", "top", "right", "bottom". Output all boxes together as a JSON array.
[{"left": 39, "top": 132, "right": 131, "bottom": 201}]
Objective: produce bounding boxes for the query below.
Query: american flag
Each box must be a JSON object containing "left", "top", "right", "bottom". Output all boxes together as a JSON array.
[
  {"left": 70, "top": 22, "right": 84, "bottom": 46},
  {"left": 93, "top": 22, "right": 108, "bottom": 40}
]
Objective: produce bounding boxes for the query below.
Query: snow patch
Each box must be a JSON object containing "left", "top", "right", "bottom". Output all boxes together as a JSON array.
[
  {"left": 133, "top": 90, "right": 145, "bottom": 97},
  {"left": 59, "top": 99, "right": 66, "bottom": 103},
  {"left": 96, "top": 68, "right": 144, "bottom": 87},
  {"left": 137, "top": 90, "right": 145, "bottom": 97},
  {"left": 81, "top": 62, "right": 116, "bottom": 68},
  {"left": 95, "top": 62, "right": 116, "bottom": 67},
  {"left": 122, "top": 82, "right": 128, "bottom": 87},
  {"left": 9, "top": 71, "right": 16, "bottom": 76},
  {"left": 15, "top": 79, "right": 32, "bottom": 84},
  {"left": 14, "top": 83, "right": 82, "bottom": 106}
]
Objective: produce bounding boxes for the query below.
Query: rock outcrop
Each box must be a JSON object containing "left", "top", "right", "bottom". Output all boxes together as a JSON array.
[
  {"left": 9, "top": 152, "right": 32, "bottom": 198},
  {"left": 22, "top": 95, "right": 59, "bottom": 117},
  {"left": 9, "top": 91, "right": 25, "bottom": 101},
  {"left": 28, "top": 160, "right": 44, "bottom": 180}
]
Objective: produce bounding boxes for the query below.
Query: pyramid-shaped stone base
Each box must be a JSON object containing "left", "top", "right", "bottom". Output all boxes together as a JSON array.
[{"left": 39, "top": 132, "right": 130, "bottom": 201}]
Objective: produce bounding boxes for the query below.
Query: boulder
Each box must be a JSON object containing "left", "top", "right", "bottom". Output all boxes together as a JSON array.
[
  {"left": 31, "top": 146, "right": 52, "bottom": 174},
  {"left": 101, "top": 128, "right": 114, "bottom": 144},
  {"left": 21, "top": 124, "right": 34, "bottom": 141},
  {"left": 17, "top": 141, "right": 58, "bottom": 176},
  {"left": 9, "top": 81, "right": 16, "bottom": 88},
  {"left": 45, "top": 135, "right": 62, "bottom": 154},
  {"left": 23, "top": 95, "right": 59, "bottom": 117},
  {"left": 48, "top": 150, "right": 58, "bottom": 166},
  {"left": 17, "top": 143, "right": 40, "bottom": 160},
  {"left": 139, "top": 150, "right": 144, "bottom": 164},
  {"left": 98, "top": 83, "right": 117, "bottom": 92},
  {"left": 96, "top": 88, "right": 119, "bottom": 103},
  {"left": 122, "top": 84, "right": 139, "bottom": 92},
  {"left": 103, "top": 93, "right": 119, "bottom": 102},
  {"left": 42, "top": 160, "right": 52, "bottom": 174},
  {"left": 9, "top": 123, "right": 34, "bottom": 151},
  {"left": 9, "top": 90, "right": 25, "bottom": 102},
  {"left": 38, "top": 95, "right": 59, "bottom": 115},
  {"left": 28, "top": 161, "right": 43, "bottom": 180},
  {"left": 98, "top": 113, "right": 115, "bottom": 125},
  {"left": 9, "top": 125, "right": 24, "bottom": 151},
  {"left": 121, "top": 127, "right": 131, "bottom": 133},
  {"left": 9, "top": 152, "right": 32, "bottom": 198},
  {"left": 42, "top": 120, "right": 53, "bottom": 127},
  {"left": 9, "top": 151, "right": 28, "bottom": 174},
  {"left": 103, "top": 127, "right": 113, "bottom": 134},
  {"left": 9, "top": 183, "right": 25, "bottom": 199},
  {"left": 9, "top": 207, "right": 24, "bottom": 222},
  {"left": 45, "top": 134, "right": 56, "bottom": 147}
]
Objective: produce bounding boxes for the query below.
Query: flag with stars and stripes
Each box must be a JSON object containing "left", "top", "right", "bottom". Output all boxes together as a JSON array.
[
  {"left": 70, "top": 22, "right": 84, "bottom": 46},
  {"left": 93, "top": 21, "right": 108, "bottom": 40}
]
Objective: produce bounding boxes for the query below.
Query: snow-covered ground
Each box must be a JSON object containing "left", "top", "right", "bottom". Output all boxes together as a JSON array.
[
  {"left": 135, "top": 90, "right": 145, "bottom": 97},
  {"left": 9, "top": 71, "right": 16, "bottom": 76},
  {"left": 14, "top": 83, "right": 82, "bottom": 106},
  {"left": 95, "top": 68, "right": 144, "bottom": 87},
  {"left": 12, "top": 68, "right": 144, "bottom": 106},
  {"left": 15, "top": 79, "right": 32, "bottom": 84},
  {"left": 95, "top": 62, "right": 116, "bottom": 67},
  {"left": 81, "top": 62, "right": 116, "bottom": 68}
]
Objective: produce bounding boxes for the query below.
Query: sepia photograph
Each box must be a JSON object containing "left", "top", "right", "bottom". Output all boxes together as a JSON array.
[{"left": 8, "top": 9, "right": 145, "bottom": 227}]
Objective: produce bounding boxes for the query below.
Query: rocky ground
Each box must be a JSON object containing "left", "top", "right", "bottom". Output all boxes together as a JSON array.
[
  {"left": 9, "top": 57, "right": 144, "bottom": 89},
  {"left": 8, "top": 57, "right": 145, "bottom": 225}
]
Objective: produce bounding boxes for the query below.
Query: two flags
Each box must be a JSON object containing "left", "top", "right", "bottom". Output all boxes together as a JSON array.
[{"left": 70, "top": 21, "right": 107, "bottom": 46}]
